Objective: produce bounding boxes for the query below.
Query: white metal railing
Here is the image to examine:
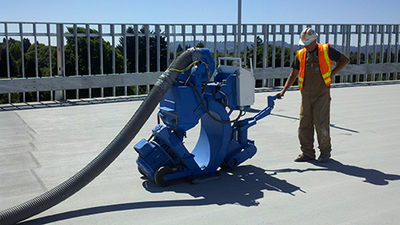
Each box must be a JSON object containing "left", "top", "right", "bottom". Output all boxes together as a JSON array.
[{"left": 0, "top": 22, "right": 399, "bottom": 104}]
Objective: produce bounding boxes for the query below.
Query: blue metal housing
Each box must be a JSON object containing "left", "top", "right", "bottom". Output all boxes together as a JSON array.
[{"left": 134, "top": 48, "right": 276, "bottom": 186}]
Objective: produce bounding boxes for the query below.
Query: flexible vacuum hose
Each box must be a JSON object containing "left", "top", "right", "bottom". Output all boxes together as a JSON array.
[{"left": 0, "top": 48, "right": 201, "bottom": 225}]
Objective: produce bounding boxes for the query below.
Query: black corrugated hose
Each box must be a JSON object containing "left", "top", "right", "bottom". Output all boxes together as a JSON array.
[{"left": 0, "top": 48, "right": 201, "bottom": 225}]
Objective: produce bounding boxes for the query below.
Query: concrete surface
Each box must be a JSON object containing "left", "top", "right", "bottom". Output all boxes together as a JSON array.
[{"left": 1, "top": 81, "right": 400, "bottom": 224}]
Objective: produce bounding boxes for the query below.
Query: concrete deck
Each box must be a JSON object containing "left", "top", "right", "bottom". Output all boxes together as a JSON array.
[{"left": 1, "top": 82, "right": 400, "bottom": 224}]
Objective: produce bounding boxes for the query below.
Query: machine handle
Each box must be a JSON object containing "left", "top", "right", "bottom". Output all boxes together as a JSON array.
[
  {"left": 238, "top": 96, "right": 276, "bottom": 132},
  {"left": 252, "top": 96, "right": 276, "bottom": 122}
]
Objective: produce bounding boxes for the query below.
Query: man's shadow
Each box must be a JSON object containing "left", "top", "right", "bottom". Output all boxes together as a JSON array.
[
  {"left": 21, "top": 165, "right": 302, "bottom": 224},
  {"left": 270, "top": 159, "right": 400, "bottom": 185}
]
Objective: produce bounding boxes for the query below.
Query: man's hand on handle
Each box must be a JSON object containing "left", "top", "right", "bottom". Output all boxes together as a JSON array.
[{"left": 275, "top": 91, "right": 284, "bottom": 99}]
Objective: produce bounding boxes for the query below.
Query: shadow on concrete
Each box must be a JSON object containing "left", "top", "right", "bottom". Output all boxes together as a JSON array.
[
  {"left": 21, "top": 165, "right": 302, "bottom": 224},
  {"left": 272, "top": 113, "right": 359, "bottom": 133},
  {"left": 309, "top": 159, "right": 400, "bottom": 185},
  {"left": 245, "top": 111, "right": 359, "bottom": 134},
  {"left": 269, "top": 159, "right": 400, "bottom": 186},
  {"left": 0, "top": 96, "right": 147, "bottom": 111},
  {"left": 142, "top": 165, "right": 304, "bottom": 204}
]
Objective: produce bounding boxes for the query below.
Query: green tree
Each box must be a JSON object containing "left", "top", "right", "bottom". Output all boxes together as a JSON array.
[
  {"left": 0, "top": 38, "right": 23, "bottom": 78},
  {"left": 196, "top": 42, "right": 205, "bottom": 48},
  {"left": 0, "top": 38, "right": 19, "bottom": 78},
  {"left": 118, "top": 26, "right": 168, "bottom": 73},
  {"left": 63, "top": 26, "right": 126, "bottom": 98},
  {"left": 176, "top": 44, "right": 183, "bottom": 54},
  {"left": 64, "top": 26, "right": 124, "bottom": 76},
  {"left": 24, "top": 43, "right": 57, "bottom": 77}
]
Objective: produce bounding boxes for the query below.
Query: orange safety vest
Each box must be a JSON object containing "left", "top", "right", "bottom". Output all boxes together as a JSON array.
[{"left": 297, "top": 43, "right": 333, "bottom": 91}]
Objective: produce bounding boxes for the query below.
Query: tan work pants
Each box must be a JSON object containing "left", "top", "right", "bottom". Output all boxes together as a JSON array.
[{"left": 299, "top": 56, "right": 332, "bottom": 158}]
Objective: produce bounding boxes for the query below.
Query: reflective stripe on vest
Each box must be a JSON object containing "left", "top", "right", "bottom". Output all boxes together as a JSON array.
[{"left": 297, "top": 43, "right": 333, "bottom": 90}]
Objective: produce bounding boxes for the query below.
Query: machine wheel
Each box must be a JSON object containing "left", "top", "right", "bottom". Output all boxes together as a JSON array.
[
  {"left": 229, "top": 158, "right": 238, "bottom": 167},
  {"left": 220, "top": 158, "right": 238, "bottom": 169},
  {"left": 220, "top": 161, "right": 230, "bottom": 170},
  {"left": 154, "top": 166, "right": 173, "bottom": 187}
]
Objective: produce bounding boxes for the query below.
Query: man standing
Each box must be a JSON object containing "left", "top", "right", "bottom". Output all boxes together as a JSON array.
[{"left": 276, "top": 28, "right": 349, "bottom": 163}]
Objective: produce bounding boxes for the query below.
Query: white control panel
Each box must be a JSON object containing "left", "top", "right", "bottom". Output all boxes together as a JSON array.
[{"left": 218, "top": 57, "right": 255, "bottom": 108}]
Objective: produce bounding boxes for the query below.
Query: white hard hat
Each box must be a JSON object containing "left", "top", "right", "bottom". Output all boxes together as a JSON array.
[{"left": 299, "top": 28, "right": 318, "bottom": 45}]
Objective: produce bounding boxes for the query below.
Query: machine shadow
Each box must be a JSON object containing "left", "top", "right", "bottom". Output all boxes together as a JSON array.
[
  {"left": 143, "top": 164, "right": 303, "bottom": 205},
  {"left": 21, "top": 165, "right": 302, "bottom": 225},
  {"left": 270, "top": 159, "right": 400, "bottom": 185}
]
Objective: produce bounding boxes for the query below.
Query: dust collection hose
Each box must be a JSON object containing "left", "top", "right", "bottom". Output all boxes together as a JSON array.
[{"left": 0, "top": 48, "right": 200, "bottom": 225}]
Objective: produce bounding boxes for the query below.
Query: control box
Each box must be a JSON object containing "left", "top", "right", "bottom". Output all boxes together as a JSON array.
[{"left": 217, "top": 57, "right": 255, "bottom": 108}]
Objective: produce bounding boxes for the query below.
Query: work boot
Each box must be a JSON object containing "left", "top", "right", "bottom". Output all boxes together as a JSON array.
[
  {"left": 294, "top": 153, "right": 315, "bottom": 162},
  {"left": 317, "top": 154, "right": 331, "bottom": 163}
]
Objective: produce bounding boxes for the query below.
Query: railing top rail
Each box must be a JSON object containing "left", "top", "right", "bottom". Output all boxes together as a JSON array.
[{"left": 1, "top": 21, "right": 400, "bottom": 25}]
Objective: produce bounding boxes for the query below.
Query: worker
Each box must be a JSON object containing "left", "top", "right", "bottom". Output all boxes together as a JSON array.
[{"left": 275, "top": 27, "right": 349, "bottom": 163}]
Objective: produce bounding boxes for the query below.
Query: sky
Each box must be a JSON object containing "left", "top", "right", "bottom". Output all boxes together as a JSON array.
[{"left": 1, "top": 0, "right": 400, "bottom": 24}]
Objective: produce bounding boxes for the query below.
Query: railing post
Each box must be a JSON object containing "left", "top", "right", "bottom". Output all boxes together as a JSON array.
[{"left": 55, "top": 23, "right": 65, "bottom": 101}]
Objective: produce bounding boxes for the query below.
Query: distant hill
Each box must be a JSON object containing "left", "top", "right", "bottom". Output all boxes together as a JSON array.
[{"left": 170, "top": 41, "right": 392, "bottom": 54}]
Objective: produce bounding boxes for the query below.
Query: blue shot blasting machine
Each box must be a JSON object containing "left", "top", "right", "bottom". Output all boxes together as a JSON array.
[{"left": 134, "top": 48, "right": 276, "bottom": 186}]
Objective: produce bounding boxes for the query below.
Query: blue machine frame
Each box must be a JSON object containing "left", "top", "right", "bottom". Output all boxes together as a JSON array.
[{"left": 134, "top": 48, "right": 276, "bottom": 186}]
